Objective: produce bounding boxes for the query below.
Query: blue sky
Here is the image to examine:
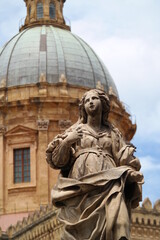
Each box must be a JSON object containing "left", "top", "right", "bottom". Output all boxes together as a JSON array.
[{"left": 0, "top": 0, "right": 160, "bottom": 205}]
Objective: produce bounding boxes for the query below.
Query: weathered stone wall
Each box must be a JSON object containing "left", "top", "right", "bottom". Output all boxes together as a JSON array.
[
  {"left": 0, "top": 198, "right": 159, "bottom": 240},
  {"left": 0, "top": 83, "right": 136, "bottom": 216},
  {"left": 131, "top": 198, "right": 160, "bottom": 239}
]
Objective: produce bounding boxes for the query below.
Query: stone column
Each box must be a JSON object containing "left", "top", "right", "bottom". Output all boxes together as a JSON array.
[
  {"left": 0, "top": 125, "right": 6, "bottom": 214},
  {"left": 37, "top": 120, "right": 50, "bottom": 205},
  {"left": 43, "top": 0, "right": 49, "bottom": 19}
]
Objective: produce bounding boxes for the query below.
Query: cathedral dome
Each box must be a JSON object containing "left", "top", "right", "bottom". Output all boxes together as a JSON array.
[{"left": 0, "top": 25, "right": 118, "bottom": 95}]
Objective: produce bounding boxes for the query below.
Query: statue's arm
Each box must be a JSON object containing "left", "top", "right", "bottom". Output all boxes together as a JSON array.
[
  {"left": 46, "top": 127, "right": 83, "bottom": 169},
  {"left": 46, "top": 134, "right": 71, "bottom": 169},
  {"left": 112, "top": 128, "right": 144, "bottom": 183}
]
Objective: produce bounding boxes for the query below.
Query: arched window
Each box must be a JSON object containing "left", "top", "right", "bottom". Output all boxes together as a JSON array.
[
  {"left": 153, "top": 219, "right": 156, "bottom": 225},
  {"left": 37, "top": 2, "right": 43, "bottom": 19},
  {"left": 49, "top": 2, "right": 55, "bottom": 19}
]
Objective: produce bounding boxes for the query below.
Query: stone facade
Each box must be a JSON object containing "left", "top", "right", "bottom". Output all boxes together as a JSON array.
[
  {"left": 0, "top": 83, "right": 136, "bottom": 218},
  {"left": 131, "top": 198, "right": 160, "bottom": 239},
  {"left": 0, "top": 198, "right": 159, "bottom": 239}
]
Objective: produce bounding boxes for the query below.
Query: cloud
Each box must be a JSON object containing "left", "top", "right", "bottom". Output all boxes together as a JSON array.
[
  {"left": 66, "top": 0, "right": 160, "bottom": 41},
  {"left": 140, "top": 155, "right": 160, "bottom": 171},
  {"left": 100, "top": 37, "right": 160, "bottom": 141},
  {"left": 70, "top": 17, "right": 160, "bottom": 141},
  {"left": 0, "top": 0, "right": 25, "bottom": 46},
  {"left": 139, "top": 155, "right": 160, "bottom": 202}
]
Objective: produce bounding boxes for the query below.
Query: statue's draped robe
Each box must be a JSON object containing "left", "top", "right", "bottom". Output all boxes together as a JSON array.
[{"left": 46, "top": 124, "right": 143, "bottom": 240}]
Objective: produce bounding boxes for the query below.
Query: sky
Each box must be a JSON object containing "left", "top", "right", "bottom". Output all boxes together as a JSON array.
[{"left": 0, "top": 0, "right": 160, "bottom": 205}]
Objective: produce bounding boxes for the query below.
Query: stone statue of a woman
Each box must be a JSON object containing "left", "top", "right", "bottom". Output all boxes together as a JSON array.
[{"left": 46, "top": 89, "right": 144, "bottom": 240}]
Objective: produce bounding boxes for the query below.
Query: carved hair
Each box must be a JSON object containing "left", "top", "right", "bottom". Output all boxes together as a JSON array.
[{"left": 79, "top": 89, "right": 110, "bottom": 126}]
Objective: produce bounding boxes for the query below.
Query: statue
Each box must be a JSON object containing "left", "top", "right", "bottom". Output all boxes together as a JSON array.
[{"left": 46, "top": 89, "right": 144, "bottom": 240}]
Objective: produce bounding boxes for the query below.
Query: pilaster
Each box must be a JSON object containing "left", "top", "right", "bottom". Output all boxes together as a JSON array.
[
  {"left": 37, "top": 120, "right": 50, "bottom": 205},
  {"left": 0, "top": 125, "right": 6, "bottom": 214}
]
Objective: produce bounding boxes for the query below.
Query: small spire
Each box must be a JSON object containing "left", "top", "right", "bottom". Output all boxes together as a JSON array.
[
  {"left": 96, "top": 81, "right": 104, "bottom": 91},
  {"left": 0, "top": 79, "right": 6, "bottom": 88},
  {"left": 20, "top": 0, "right": 70, "bottom": 31},
  {"left": 59, "top": 74, "right": 67, "bottom": 83},
  {"left": 39, "top": 73, "right": 46, "bottom": 82}
]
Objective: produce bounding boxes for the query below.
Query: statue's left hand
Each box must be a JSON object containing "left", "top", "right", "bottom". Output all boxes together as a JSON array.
[{"left": 127, "top": 170, "right": 144, "bottom": 184}]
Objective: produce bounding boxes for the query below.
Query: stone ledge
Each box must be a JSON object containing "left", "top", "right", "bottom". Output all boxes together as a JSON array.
[{"left": 8, "top": 186, "right": 36, "bottom": 194}]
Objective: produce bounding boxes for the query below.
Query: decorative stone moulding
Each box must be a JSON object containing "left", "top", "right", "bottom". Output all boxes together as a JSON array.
[
  {"left": 5, "top": 205, "right": 62, "bottom": 239},
  {"left": 3, "top": 198, "right": 160, "bottom": 239},
  {"left": 109, "top": 86, "right": 117, "bottom": 97},
  {"left": 59, "top": 74, "right": 67, "bottom": 83},
  {"left": 39, "top": 73, "right": 46, "bottom": 83},
  {"left": 96, "top": 81, "right": 104, "bottom": 90},
  {"left": 142, "top": 198, "right": 152, "bottom": 211},
  {"left": 154, "top": 199, "right": 160, "bottom": 213},
  {"left": 0, "top": 125, "right": 6, "bottom": 134},
  {"left": 37, "top": 120, "right": 49, "bottom": 131},
  {"left": 59, "top": 120, "right": 72, "bottom": 130},
  {"left": 0, "top": 79, "right": 6, "bottom": 88}
]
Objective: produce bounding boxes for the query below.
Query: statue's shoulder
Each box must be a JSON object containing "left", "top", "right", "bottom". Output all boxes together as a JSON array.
[
  {"left": 109, "top": 123, "right": 122, "bottom": 139},
  {"left": 65, "top": 120, "right": 82, "bottom": 133}
]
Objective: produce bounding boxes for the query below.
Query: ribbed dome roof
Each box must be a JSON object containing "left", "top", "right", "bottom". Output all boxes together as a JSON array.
[{"left": 0, "top": 25, "right": 118, "bottom": 95}]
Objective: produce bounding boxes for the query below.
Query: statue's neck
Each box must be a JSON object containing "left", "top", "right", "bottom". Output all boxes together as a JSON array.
[{"left": 87, "top": 115, "right": 102, "bottom": 132}]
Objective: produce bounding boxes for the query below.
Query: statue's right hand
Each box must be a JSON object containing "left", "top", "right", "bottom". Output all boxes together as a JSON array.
[{"left": 64, "top": 126, "right": 83, "bottom": 146}]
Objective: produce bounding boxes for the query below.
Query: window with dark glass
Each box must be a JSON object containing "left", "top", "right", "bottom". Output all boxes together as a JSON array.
[
  {"left": 37, "top": 2, "right": 43, "bottom": 19},
  {"left": 49, "top": 3, "right": 55, "bottom": 19},
  {"left": 14, "top": 148, "right": 30, "bottom": 183}
]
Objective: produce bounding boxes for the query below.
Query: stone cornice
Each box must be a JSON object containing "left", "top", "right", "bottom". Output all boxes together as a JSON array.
[
  {"left": 0, "top": 84, "right": 137, "bottom": 141},
  {"left": 20, "top": 22, "right": 70, "bottom": 32}
]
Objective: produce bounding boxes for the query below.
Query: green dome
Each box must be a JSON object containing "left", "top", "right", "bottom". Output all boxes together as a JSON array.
[{"left": 0, "top": 25, "right": 118, "bottom": 95}]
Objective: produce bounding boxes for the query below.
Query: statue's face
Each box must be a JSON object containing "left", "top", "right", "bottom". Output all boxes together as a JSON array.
[{"left": 84, "top": 91, "right": 102, "bottom": 116}]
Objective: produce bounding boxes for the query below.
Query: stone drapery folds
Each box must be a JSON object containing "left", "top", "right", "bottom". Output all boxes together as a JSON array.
[{"left": 46, "top": 89, "right": 144, "bottom": 240}]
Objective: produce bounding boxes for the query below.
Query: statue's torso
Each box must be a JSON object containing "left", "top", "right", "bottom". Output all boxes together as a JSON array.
[{"left": 69, "top": 124, "right": 116, "bottom": 179}]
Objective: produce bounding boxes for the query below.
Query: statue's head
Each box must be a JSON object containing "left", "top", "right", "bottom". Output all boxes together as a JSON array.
[{"left": 79, "top": 89, "right": 110, "bottom": 125}]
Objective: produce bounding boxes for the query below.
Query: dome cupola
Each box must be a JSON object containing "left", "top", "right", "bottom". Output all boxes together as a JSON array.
[
  {"left": 0, "top": 0, "right": 118, "bottom": 96},
  {"left": 21, "top": 0, "right": 70, "bottom": 31}
]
